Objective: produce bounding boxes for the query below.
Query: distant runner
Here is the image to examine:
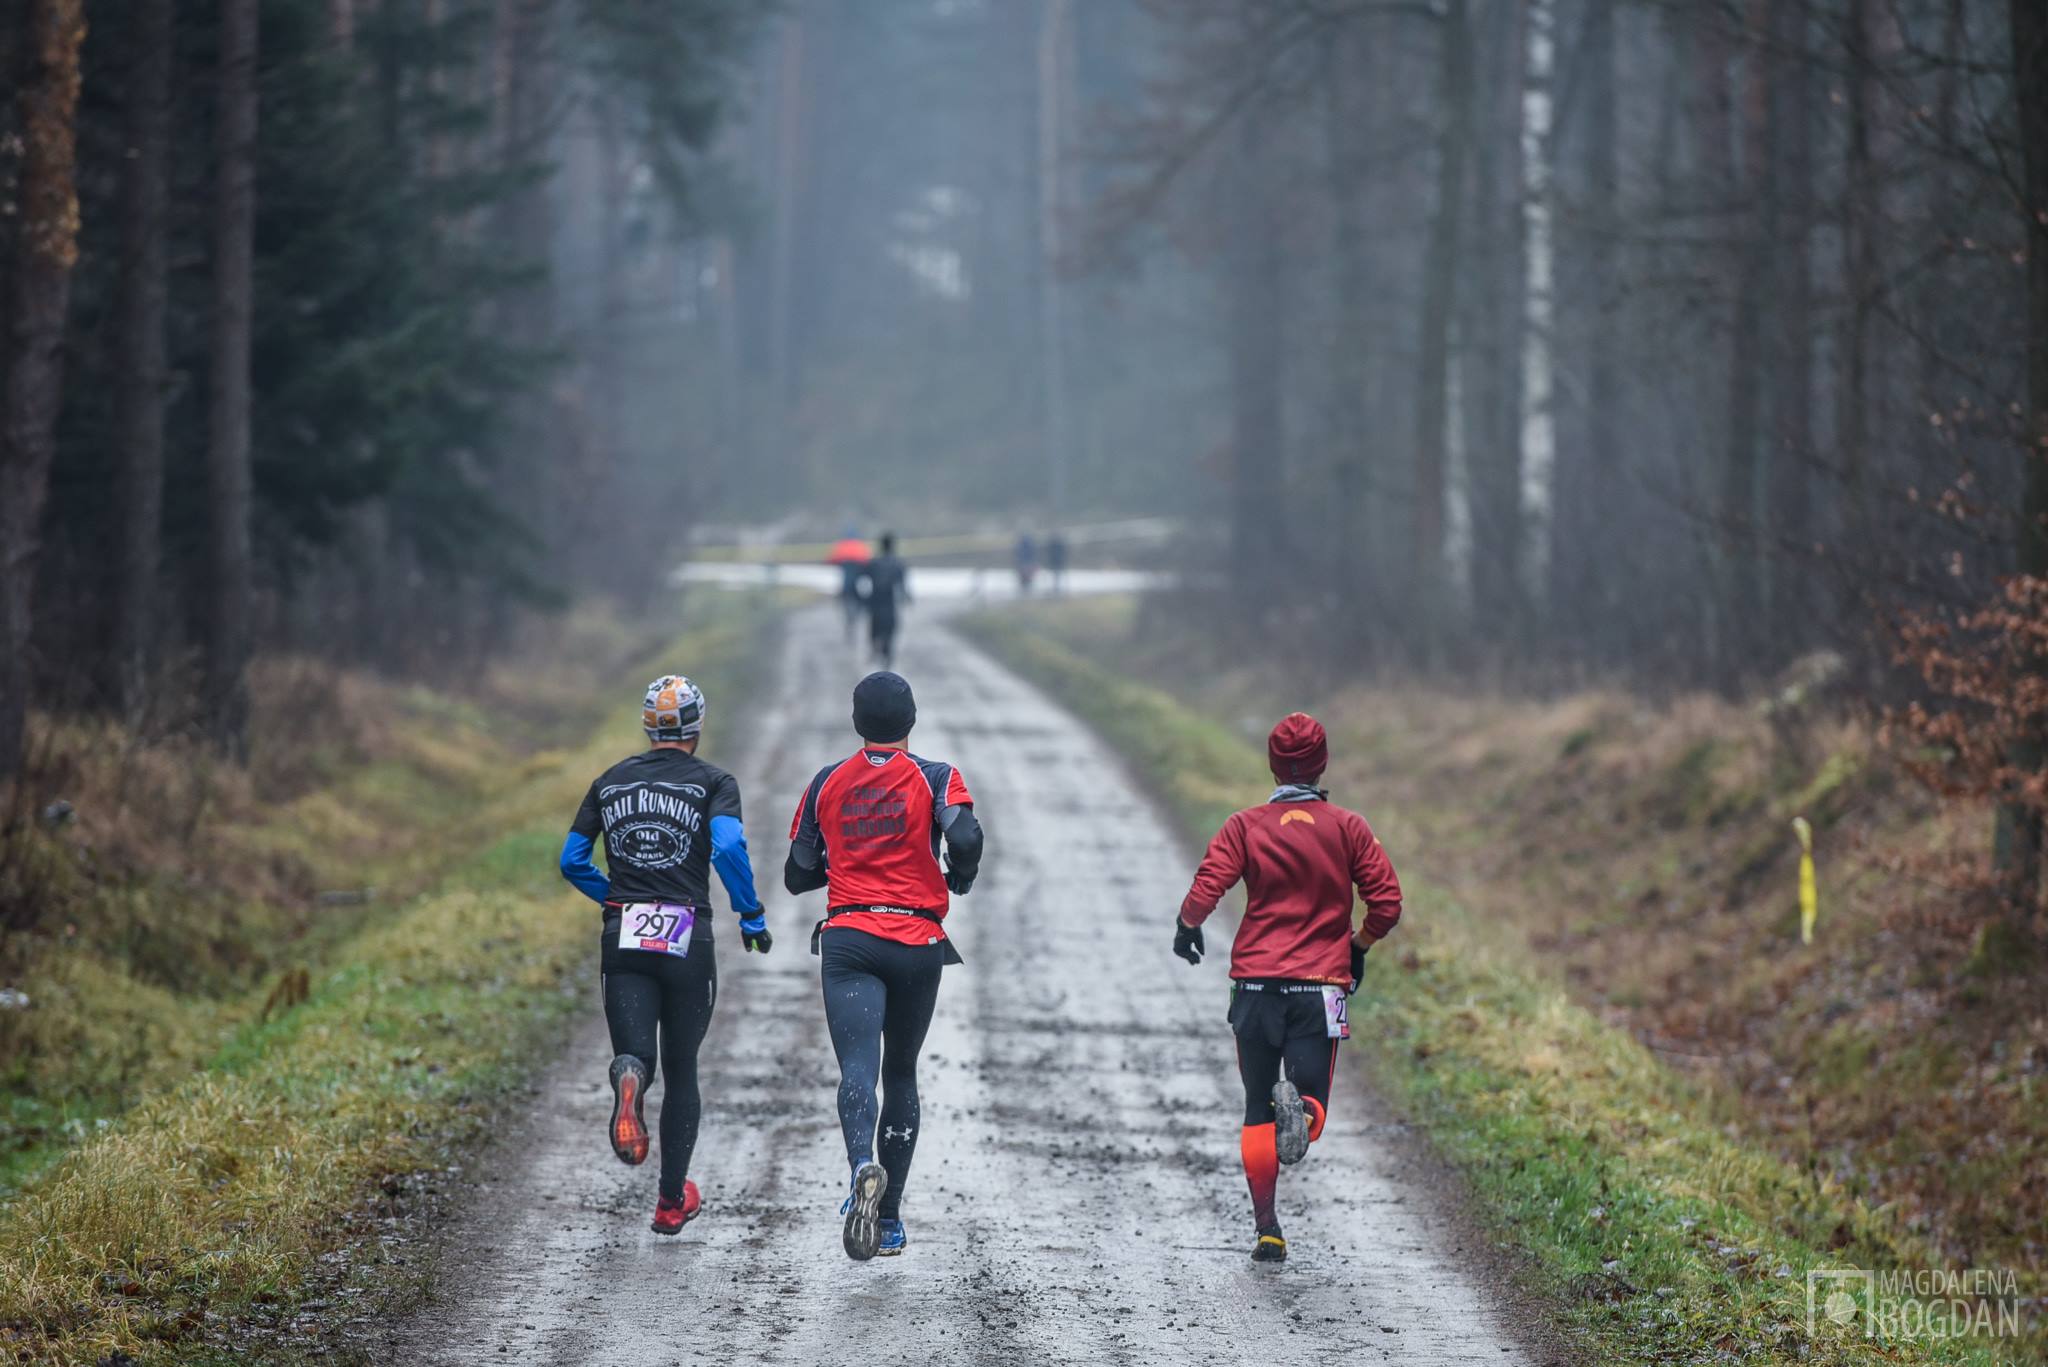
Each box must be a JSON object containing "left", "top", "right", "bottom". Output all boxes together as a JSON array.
[
  {"left": 1172, "top": 712, "right": 1402, "bottom": 1263},
  {"left": 559, "top": 675, "right": 772, "bottom": 1236},
  {"left": 1013, "top": 532, "right": 1039, "bottom": 594},
  {"left": 1044, "top": 530, "right": 1068, "bottom": 593},
  {"left": 783, "top": 671, "right": 983, "bottom": 1260},
  {"left": 859, "top": 533, "right": 910, "bottom": 668},
  {"left": 830, "top": 531, "right": 871, "bottom": 644},
  {"left": 839, "top": 559, "right": 868, "bottom": 641}
]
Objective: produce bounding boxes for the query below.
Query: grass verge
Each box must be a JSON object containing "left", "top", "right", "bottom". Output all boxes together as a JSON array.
[
  {"left": 0, "top": 591, "right": 778, "bottom": 1365},
  {"left": 956, "top": 608, "right": 2036, "bottom": 1367},
  {"left": 0, "top": 610, "right": 679, "bottom": 1188}
]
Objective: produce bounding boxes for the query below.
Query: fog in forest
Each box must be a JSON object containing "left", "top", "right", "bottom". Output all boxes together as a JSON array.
[
  {"left": 4, "top": 0, "right": 2047, "bottom": 854},
  {"left": 9, "top": 5, "right": 2048, "bottom": 1355}
]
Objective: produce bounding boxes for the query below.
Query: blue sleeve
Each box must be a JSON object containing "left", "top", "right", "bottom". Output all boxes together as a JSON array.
[
  {"left": 559, "top": 830, "right": 610, "bottom": 905},
  {"left": 709, "top": 814, "right": 762, "bottom": 915}
]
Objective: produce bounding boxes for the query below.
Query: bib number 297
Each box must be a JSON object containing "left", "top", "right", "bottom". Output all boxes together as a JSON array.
[{"left": 621, "top": 903, "right": 695, "bottom": 957}]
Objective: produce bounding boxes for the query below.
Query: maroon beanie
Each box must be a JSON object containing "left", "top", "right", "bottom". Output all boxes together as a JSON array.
[{"left": 1268, "top": 712, "right": 1329, "bottom": 784}]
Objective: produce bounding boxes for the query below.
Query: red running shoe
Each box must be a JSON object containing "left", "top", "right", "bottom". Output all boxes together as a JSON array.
[
  {"left": 608, "top": 1055, "right": 650, "bottom": 1167},
  {"left": 651, "top": 1181, "right": 701, "bottom": 1236}
]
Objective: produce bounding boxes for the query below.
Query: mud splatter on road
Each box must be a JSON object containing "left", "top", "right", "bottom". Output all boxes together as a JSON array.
[{"left": 379, "top": 605, "right": 1552, "bottom": 1365}]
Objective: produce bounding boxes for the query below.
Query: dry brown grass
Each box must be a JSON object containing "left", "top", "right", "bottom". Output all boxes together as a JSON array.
[{"left": 0, "top": 608, "right": 659, "bottom": 1114}]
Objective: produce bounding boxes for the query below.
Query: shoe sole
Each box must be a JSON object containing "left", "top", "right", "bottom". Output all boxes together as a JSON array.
[
  {"left": 610, "top": 1061, "right": 650, "bottom": 1167},
  {"left": 843, "top": 1162, "right": 888, "bottom": 1262},
  {"left": 1273, "top": 1080, "right": 1309, "bottom": 1166}
]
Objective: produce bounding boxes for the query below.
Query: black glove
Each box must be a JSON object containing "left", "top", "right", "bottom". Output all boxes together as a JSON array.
[
  {"left": 740, "top": 914, "right": 773, "bottom": 954},
  {"left": 1348, "top": 938, "right": 1369, "bottom": 995},
  {"left": 945, "top": 862, "right": 976, "bottom": 896},
  {"left": 1173, "top": 919, "right": 1205, "bottom": 966}
]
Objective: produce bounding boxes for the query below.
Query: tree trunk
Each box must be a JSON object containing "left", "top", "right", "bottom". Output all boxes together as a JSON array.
[
  {"left": 1718, "top": 7, "right": 1766, "bottom": 686},
  {"left": 1324, "top": 22, "right": 1379, "bottom": 637},
  {"left": 1224, "top": 104, "right": 1284, "bottom": 622},
  {"left": 1037, "top": 0, "right": 1072, "bottom": 519},
  {"left": 1839, "top": 0, "right": 1878, "bottom": 545},
  {"left": 0, "top": 0, "right": 85, "bottom": 781},
  {"left": 1998, "top": 0, "right": 2048, "bottom": 906},
  {"left": 204, "top": 0, "right": 259, "bottom": 758},
  {"left": 1464, "top": 0, "right": 1529, "bottom": 646},
  {"left": 109, "top": 0, "right": 174, "bottom": 719},
  {"left": 1766, "top": 0, "right": 1814, "bottom": 644},
  {"left": 1550, "top": 0, "right": 1619, "bottom": 658},
  {"left": 1413, "top": 0, "right": 1473, "bottom": 653},
  {"left": 767, "top": 14, "right": 808, "bottom": 416},
  {"left": 1518, "top": 0, "right": 1554, "bottom": 629}
]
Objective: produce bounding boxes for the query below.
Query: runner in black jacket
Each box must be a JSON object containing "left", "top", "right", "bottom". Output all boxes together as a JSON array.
[
  {"left": 560, "top": 674, "right": 771, "bottom": 1235},
  {"left": 784, "top": 671, "right": 982, "bottom": 1261}
]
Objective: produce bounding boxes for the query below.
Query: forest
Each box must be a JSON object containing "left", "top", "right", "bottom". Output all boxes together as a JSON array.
[
  {"left": 3, "top": 0, "right": 2047, "bottom": 907},
  {"left": 3, "top": 5, "right": 2048, "bottom": 1361}
]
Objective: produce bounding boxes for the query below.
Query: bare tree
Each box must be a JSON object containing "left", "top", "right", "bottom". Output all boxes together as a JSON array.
[
  {"left": 204, "top": 0, "right": 259, "bottom": 756},
  {"left": 1463, "top": 0, "right": 1529, "bottom": 645},
  {"left": 1766, "top": 0, "right": 1815, "bottom": 637},
  {"left": 1549, "top": 0, "right": 1620, "bottom": 654},
  {"left": 1039, "top": 0, "right": 1074, "bottom": 518},
  {"left": 1222, "top": 100, "right": 1286, "bottom": 614},
  {"left": 1412, "top": 0, "right": 1473, "bottom": 650},
  {"left": 0, "top": 0, "right": 85, "bottom": 780},
  {"left": 109, "top": 0, "right": 174, "bottom": 717}
]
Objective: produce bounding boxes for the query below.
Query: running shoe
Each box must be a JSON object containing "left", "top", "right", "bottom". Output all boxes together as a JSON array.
[
  {"left": 651, "top": 1180, "right": 701, "bottom": 1236},
  {"left": 877, "top": 1218, "right": 907, "bottom": 1257},
  {"left": 1273, "top": 1079, "right": 1310, "bottom": 1166},
  {"left": 608, "top": 1054, "right": 650, "bottom": 1167},
  {"left": 1251, "top": 1226, "right": 1288, "bottom": 1263},
  {"left": 842, "top": 1161, "right": 889, "bottom": 1261}
]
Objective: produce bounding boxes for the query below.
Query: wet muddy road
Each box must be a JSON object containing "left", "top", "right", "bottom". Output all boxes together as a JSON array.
[{"left": 383, "top": 604, "right": 1546, "bottom": 1366}]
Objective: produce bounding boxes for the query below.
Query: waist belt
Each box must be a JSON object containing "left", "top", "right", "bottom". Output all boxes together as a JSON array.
[
  {"left": 1235, "top": 979, "right": 1330, "bottom": 994},
  {"left": 828, "top": 904, "right": 946, "bottom": 923},
  {"left": 811, "top": 905, "right": 961, "bottom": 965}
]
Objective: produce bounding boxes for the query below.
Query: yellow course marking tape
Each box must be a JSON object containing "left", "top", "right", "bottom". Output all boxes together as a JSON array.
[{"left": 1792, "top": 816, "right": 1818, "bottom": 945}]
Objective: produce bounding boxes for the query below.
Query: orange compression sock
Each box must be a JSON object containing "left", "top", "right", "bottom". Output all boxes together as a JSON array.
[{"left": 1241, "top": 1123, "right": 1279, "bottom": 1229}]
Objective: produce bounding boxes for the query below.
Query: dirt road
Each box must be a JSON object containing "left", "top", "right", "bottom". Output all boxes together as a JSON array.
[{"left": 384, "top": 603, "right": 1548, "bottom": 1366}]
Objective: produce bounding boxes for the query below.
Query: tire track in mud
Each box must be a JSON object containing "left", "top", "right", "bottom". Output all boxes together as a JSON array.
[{"left": 380, "top": 604, "right": 1554, "bottom": 1366}]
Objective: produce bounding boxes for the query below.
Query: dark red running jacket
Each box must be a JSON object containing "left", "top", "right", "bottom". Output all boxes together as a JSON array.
[{"left": 1179, "top": 797, "right": 1402, "bottom": 984}]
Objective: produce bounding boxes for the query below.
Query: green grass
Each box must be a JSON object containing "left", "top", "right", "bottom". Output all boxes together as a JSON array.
[
  {"left": 957, "top": 609, "right": 2036, "bottom": 1367},
  {"left": 0, "top": 593, "right": 779, "bottom": 1365}
]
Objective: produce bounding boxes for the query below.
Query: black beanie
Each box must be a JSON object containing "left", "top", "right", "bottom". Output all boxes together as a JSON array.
[{"left": 852, "top": 671, "right": 917, "bottom": 744}]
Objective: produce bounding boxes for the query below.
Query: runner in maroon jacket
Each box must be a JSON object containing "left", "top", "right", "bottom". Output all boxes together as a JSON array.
[{"left": 1174, "top": 712, "right": 1403, "bottom": 1263}]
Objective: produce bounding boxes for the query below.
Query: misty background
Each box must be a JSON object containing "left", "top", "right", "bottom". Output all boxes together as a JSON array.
[{"left": 3, "top": 0, "right": 2047, "bottom": 885}]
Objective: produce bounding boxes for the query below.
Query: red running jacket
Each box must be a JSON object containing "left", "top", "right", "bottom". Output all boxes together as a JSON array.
[
  {"left": 787, "top": 748, "right": 973, "bottom": 947},
  {"left": 1178, "top": 797, "right": 1403, "bottom": 984}
]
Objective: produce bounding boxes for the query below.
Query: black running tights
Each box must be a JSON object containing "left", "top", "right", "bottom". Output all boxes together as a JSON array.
[
  {"left": 601, "top": 917, "right": 718, "bottom": 1202},
  {"left": 819, "top": 928, "right": 945, "bottom": 1220}
]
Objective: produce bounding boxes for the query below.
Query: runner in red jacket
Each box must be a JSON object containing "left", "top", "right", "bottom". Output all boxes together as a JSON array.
[
  {"left": 1173, "top": 712, "right": 1403, "bottom": 1263},
  {"left": 784, "top": 671, "right": 983, "bottom": 1262}
]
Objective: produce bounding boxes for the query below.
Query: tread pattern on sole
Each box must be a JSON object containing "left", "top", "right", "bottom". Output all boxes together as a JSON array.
[
  {"left": 609, "top": 1058, "right": 650, "bottom": 1167},
  {"left": 1272, "top": 1080, "right": 1309, "bottom": 1166},
  {"left": 842, "top": 1162, "right": 888, "bottom": 1262}
]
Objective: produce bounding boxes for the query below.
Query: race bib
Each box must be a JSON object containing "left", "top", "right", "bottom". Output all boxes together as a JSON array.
[
  {"left": 1322, "top": 985, "right": 1350, "bottom": 1040},
  {"left": 619, "top": 903, "right": 695, "bottom": 957}
]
